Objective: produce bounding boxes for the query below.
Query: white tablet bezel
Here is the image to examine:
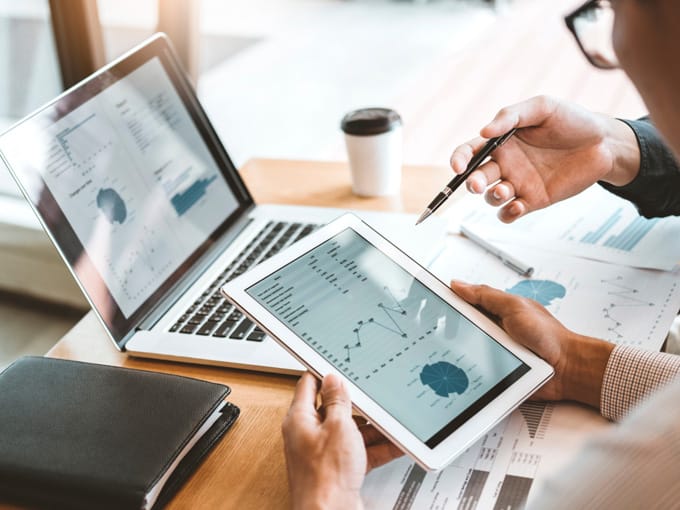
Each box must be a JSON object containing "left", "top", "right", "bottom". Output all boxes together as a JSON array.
[{"left": 222, "top": 213, "right": 553, "bottom": 471}]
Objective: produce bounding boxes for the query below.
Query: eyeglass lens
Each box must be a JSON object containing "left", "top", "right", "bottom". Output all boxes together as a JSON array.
[{"left": 573, "top": 0, "right": 618, "bottom": 69}]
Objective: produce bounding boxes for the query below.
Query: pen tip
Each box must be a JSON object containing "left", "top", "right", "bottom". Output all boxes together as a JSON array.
[{"left": 415, "top": 210, "right": 430, "bottom": 226}]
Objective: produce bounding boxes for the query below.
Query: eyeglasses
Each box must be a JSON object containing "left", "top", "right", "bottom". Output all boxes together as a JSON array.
[{"left": 565, "top": 0, "right": 618, "bottom": 70}]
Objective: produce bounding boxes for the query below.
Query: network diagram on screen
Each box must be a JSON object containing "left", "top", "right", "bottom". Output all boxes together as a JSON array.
[{"left": 247, "top": 228, "right": 527, "bottom": 443}]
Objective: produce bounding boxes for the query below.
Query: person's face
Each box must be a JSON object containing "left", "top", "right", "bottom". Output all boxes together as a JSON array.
[{"left": 612, "top": 0, "right": 680, "bottom": 154}]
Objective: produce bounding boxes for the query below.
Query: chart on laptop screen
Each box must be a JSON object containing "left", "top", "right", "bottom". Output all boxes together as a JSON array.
[{"left": 2, "top": 57, "right": 239, "bottom": 317}]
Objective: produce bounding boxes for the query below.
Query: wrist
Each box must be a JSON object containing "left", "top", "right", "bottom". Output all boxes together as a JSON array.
[
  {"left": 601, "top": 118, "right": 641, "bottom": 187},
  {"left": 561, "top": 333, "right": 615, "bottom": 409}
]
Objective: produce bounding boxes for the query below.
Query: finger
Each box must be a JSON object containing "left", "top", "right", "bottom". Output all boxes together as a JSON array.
[
  {"left": 450, "top": 137, "right": 486, "bottom": 174},
  {"left": 480, "top": 95, "right": 557, "bottom": 138},
  {"left": 320, "top": 373, "right": 353, "bottom": 421},
  {"left": 530, "top": 387, "right": 554, "bottom": 401},
  {"left": 485, "top": 180, "right": 516, "bottom": 206},
  {"left": 359, "top": 424, "right": 390, "bottom": 446},
  {"left": 497, "top": 197, "right": 529, "bottom": 223},
  {"left": 290, "top": 371, "right": 320, "bottom": 414},
  {"left": 366, "top": 442, "right": 405, "bottom": 471},
  {"left": 352, "top": 415, "right": 370, "bottom": 428},
  {"left": 466, "top": 160, "right": 502, "bottom": 194},
  {"left": 450, "top": 281, "right": 520, "bottom": 317}
]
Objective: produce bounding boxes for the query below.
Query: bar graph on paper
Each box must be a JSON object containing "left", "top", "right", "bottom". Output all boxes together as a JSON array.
[
  {"left": 580, "top": 207, "right": 661, "bottom": 252},
  {"left": 454, "top": 185, "right": 680, "bottom": 270},
  {"left": 360, "top": 398, "right": 601, "bottom": 510}
]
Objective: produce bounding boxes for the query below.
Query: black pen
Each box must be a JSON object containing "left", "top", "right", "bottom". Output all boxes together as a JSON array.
[{"left": 415, "top": 128, "right": 517, "bottom": 225}]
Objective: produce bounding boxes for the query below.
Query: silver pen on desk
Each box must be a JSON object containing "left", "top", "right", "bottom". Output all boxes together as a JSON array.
[{"left": 460, "top": 225, "right": 534, "bottom": 277}]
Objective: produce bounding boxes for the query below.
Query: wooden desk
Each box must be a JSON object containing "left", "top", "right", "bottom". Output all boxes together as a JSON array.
[{"left": 28, "top": 159, "right": 450, "bottom": 510}]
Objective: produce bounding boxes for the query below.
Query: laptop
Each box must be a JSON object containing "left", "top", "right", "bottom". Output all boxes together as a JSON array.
[{"left": 0, "top": 34, "right": 445, "bottom": 374}]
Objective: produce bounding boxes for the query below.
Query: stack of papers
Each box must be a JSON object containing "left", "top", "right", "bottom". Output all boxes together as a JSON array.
[
  {"left": 448, "top": 184, "right": 680, "bottom": 271},
  {"left": 362, "top": 401, "right": 609, "bottom": 510},
  {"left": 361, "top": 185, "right": 680, "bottom": 509},
  {"left": 430, "top": 236, "right": 680, "bottom": 350}
]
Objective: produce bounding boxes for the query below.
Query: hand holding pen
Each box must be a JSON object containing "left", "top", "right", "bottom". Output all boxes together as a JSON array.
[
  {"left": 448, "top": 96, "right": 629, "bottom": 224},
  {"left": 416, "top": 128, "right": 517, "bottom": 225},
  {"left": 416, "top": 127, "right": 534, "bottom": 277}
]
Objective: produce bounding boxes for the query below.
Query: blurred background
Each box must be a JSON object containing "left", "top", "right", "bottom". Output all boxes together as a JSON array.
[{"left": 0, "top": 0, "right": 644, "bottom": 366}]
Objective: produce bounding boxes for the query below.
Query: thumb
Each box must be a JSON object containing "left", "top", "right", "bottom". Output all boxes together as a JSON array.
[
  {"left": 320, "top": 373, "right": 352, "bottom": 421},
  {"left": 450, "top": 280, "right": 516, "bottom": 317}
]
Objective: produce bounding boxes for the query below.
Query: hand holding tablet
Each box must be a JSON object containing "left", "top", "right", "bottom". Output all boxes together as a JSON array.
[{"left": 222, "top": 214, "right": 553, "bottom": 470}]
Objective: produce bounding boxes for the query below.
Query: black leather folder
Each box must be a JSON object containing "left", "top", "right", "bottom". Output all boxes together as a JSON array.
[{"left": 0, "top": 356, "right": 240, "bottom": 510}]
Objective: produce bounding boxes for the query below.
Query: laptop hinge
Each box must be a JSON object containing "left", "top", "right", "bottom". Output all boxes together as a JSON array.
[{"left": 124, "top": 207, "right": 257, "bottom": 343}]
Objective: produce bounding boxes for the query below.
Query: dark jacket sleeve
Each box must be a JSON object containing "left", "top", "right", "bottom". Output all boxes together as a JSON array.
[{"left": 599, "top": 117, "right": 680, "bottom": 218}]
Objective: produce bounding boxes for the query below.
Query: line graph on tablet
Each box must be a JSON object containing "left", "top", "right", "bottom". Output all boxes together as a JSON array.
[
  {"left": 346, "top": 287, "right": 408, "bottom": 363},
  {"left": 249, "top": 227, "right": 523, "bottom": 388},
  {"left": 247, "top": 227, "right": 530, "bottom": 442}
]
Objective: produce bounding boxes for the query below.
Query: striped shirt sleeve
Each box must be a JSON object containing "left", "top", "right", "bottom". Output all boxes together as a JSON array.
[
  {"left": 600, "top": 344, "right": 680, "bottom": 421},
  {"left": 528, "top": 377, "right": 680, "bottom": 510}
]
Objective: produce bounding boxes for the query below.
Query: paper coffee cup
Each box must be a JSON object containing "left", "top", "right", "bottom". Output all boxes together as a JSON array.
[{"left": 341, "top": 108, "right": 403, "bottom": 197}]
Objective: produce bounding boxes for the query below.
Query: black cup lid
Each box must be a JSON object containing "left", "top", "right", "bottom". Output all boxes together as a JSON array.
[{"left": 341, "top": 107, "right": 402, "bottom": 136}]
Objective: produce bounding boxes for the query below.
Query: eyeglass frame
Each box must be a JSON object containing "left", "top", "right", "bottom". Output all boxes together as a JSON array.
[{"left": 564, "top": 0, "right": 618, "bottom": 70}]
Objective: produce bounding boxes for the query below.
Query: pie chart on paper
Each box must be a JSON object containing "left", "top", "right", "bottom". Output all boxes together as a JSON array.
[{"left": 506, "top": 280, "right": 566, "bottom": 307}]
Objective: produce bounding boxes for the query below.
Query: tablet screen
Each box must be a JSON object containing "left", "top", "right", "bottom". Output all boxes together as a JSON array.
[{"left": 246, "top": 228, "right": 529, "bottom": 448}]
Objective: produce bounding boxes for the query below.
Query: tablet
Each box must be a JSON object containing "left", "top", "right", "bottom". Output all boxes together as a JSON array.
[{"left": 222, "top": 213, "right": 553, "bottom": 471}]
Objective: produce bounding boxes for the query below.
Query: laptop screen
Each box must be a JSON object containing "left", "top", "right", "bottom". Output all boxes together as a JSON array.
[{"left": 0, "top": 35, "right": 253, "bottom": 343}]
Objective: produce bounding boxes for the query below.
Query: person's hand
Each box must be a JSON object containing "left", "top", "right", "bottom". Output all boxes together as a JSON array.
[
  {"left": 450, "top": 280, "right": 615, "bottom": 408},
  {"left": 282, "top": 372, "right": 364, "bottom": 510},
  {"left": 450, "top": 96, "right": 641, "bottom": 223},
  {"left": 354, "top": 418, "right": 404, "bottom": 470},
  {"left": 282, "top": 372, "right": 403, "bottom": 510}
]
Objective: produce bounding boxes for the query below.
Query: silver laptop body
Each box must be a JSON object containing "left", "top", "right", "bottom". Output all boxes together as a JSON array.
[{"left": 0, "top": 34, "right": 444, "bottom": 374}]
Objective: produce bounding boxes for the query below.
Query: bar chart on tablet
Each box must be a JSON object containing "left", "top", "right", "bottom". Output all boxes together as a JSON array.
[{"left": 247, "top": 228, "right": 529, "bottom": 442}]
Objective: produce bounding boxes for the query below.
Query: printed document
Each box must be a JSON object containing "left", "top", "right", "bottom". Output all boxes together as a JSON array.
[
  {"left": 360, "top": 234, "right": 680, "bottom": 509},
  {"left": 444, "top": 185, "right": 680, "bottom": 271}
]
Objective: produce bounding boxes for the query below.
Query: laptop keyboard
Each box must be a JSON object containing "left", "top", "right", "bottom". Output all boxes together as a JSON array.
[{"left": 169, "top": 221, "right": 319, "bottom": 342}]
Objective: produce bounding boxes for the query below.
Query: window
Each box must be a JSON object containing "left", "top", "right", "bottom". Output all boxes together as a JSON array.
[{"left": 0, "top": 0, "right": 61, "bottom": 197}]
